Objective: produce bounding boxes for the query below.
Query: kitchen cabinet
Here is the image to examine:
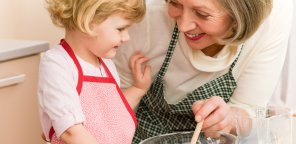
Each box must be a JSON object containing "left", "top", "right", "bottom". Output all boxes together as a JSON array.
[
  {"left": 0, "top": 39, "right": 49, "bottom": 144},
  {"left": 293, "top": 115, "right": 296, "bottom": 143}
]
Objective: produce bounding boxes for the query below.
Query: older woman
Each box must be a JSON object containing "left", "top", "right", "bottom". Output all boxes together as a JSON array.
[{"left": 114, "top": 0, "right": 294, "bottom": 143}]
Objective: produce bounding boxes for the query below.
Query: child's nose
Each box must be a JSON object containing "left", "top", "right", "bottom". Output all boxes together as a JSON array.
[{"left": 121, "top": 31, "right": 130, "bottom": 42}]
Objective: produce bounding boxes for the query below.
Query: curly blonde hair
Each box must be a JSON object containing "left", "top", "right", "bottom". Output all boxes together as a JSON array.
[{"left": 46, "top": 0, "right": 145, "bottom": 35}]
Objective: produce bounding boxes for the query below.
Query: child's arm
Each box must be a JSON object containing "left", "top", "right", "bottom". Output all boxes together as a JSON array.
[
  {"left": 60, "top": 124, "right": 97, "bottom": 144},
  {"left": 123, "top": 52, "right": 151, "bottom": 109}
]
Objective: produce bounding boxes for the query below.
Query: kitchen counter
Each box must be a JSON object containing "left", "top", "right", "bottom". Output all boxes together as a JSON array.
[
  {"left": 0, "top": 39, "right": 49, "bottom": 62},
  {"left": 0, "top": 39, "right": 49, "bottom": 144}
]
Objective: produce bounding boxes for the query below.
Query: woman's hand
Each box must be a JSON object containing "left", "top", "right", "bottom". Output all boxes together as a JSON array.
[
  {"left": 192, "top": 96, "right": 236, "bottom": 133},
  {"left": 129, "top": 51, "right": 152, "bottom": 93}
]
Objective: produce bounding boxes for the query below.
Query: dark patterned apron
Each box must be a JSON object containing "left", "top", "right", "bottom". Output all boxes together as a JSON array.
[{"left": 133, "top": 25, "right": 242, "bottom": 144}]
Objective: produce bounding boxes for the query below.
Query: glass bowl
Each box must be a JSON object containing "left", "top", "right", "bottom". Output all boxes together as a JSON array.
[{"left": 139, "top": 131, "right": 237, "bottom": 144}]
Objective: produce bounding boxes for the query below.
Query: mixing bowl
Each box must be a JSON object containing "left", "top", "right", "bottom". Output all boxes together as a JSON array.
[{"left": 139, "top": 131, "right": 237, "bottom": 144}]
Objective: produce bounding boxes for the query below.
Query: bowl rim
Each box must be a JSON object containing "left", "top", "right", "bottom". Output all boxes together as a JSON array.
[{"left": 139, "top": 131, "right": 237, "bottom": 144}]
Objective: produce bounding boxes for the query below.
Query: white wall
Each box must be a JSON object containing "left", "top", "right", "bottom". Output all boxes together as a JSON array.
[
  {"left": 0, "top": 0, "right": 64, "bottom": 46},
  {"left": 270, "top": 1, "right": 296, "bottom": 111}
]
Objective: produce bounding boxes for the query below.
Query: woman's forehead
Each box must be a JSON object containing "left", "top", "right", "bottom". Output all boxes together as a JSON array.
[
  {"left": 173, "top": 0, "right": 228, "bottom": 15},
  {"left": 172, "top": 0, "right": 223, "bottom": 9}
]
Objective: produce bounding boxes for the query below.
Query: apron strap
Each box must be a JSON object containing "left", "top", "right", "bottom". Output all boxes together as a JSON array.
[
  {"left": 99, "top": 57, "right": 138, "bottom": 126},
  {"left": 98, "top": 57, "right": 112, "bottom": 78},
  {"left": 156, "top": 24, "right": 180, "bottom": 79},
  {"left": 229, "top": 44, "right": 244, "bottom": 72},
  {"left": 60, "top": 39, "right": 84, "bottom": 94}
]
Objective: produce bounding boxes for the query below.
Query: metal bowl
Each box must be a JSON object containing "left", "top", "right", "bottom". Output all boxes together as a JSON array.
[{"left": 139, "top": 131, "right": 237, "bottom": 144}]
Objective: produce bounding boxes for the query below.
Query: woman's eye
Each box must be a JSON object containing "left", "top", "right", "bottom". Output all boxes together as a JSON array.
[{"left": 194, "top": 11, "right": 210, "bottom": 19}]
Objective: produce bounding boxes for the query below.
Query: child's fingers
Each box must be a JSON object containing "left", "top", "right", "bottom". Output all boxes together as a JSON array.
[
  {"left": 134, "top": 57, "right": 150, "bottom": 77},
  {"left": 143, "top": 64, "right": 151, "bottom": 81},
  {"left": 129, "top": 53, "right": 144, "bottom": 71}
]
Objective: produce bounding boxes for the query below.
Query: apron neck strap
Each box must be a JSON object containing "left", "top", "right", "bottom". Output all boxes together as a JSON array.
[
  {"left": 156, "top": 24, "right": 180, "bottom": 79},
  {"left": 60, "top": 39, "right": 84, "bottom": 94}
]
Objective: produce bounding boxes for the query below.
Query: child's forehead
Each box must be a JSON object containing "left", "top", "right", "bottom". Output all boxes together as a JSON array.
[{"left": 101, "top": 13, "right": 133, "bottom": 25}]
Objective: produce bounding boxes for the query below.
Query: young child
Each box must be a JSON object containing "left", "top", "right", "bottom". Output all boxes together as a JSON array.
[{"left": 38, "top": 0, "right": 150, "bottom": 143}]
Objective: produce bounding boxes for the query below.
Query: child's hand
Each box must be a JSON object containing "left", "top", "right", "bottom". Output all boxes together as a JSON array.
[{"left": 129, "top": 51, "right": 151, "bottom": 92}]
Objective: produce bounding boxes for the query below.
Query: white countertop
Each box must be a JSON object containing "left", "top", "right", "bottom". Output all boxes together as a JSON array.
[{"left": 0, "top": 39, "right": 49, "bottom": 62}]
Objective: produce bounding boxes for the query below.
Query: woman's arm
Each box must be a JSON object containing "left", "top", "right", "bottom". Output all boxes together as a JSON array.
[{"left": 230, "top": 0, "right": 294, "bottom": 107}]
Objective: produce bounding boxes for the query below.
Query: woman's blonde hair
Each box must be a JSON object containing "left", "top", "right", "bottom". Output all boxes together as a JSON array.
[
  {"left": 218, "top": 0, "right": 272, "bottom": 44},
  {"left": 46, "top": 0, "right": 145, "bottom": 35}
]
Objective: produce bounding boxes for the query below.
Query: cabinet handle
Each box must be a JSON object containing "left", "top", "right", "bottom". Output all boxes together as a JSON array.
[{"left": 0, "top": 74, "right": 26, "bottom": 88}]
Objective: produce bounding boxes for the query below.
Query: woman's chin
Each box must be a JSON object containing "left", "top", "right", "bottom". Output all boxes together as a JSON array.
[
  {"left": 185, "top": 38, "right": 216, "bottom": 51},
  {"left": 186, "top": 41, "right": 206, "bottom": 51}
]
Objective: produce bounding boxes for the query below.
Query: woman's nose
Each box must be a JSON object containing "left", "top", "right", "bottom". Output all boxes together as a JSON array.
[{"left": 177, "top": 11, "right": 196, "bottom": 32}]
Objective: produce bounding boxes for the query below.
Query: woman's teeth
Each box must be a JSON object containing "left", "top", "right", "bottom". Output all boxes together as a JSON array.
[{"left": 185, "top": 33, "right": 200, "bottom": 38}]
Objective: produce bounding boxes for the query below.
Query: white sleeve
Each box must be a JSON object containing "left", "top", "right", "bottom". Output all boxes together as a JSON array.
[
  {"left": 270, "top": 1, "right": 296, "bottom": 110},
  {"left": 229, "top": 0, "right": 294, "bottom": 109},
  {"left": 38, "top": 50, "right": 85, "bottom": 138}
]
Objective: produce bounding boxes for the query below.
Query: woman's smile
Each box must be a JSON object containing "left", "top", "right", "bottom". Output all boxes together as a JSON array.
[{"left": 184, "top": 32, "right": 206, "bottom": 41}]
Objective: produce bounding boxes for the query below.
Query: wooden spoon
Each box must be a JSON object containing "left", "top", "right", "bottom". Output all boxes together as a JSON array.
[{"left": 190, "top": 120, "right": 204, "bottom": 144}]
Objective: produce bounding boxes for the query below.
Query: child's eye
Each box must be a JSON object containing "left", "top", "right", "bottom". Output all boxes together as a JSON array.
[
  {"left": 168, "top": 0, "right": 181, "bottom": 8},
  {"left": 117, "top": 28, "right": 125, "bottom": 32}
]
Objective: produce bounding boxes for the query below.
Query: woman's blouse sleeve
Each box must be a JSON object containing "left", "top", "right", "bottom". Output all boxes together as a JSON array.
[{"left": 229, "top": 0, "right": 294, "bottom": 110}]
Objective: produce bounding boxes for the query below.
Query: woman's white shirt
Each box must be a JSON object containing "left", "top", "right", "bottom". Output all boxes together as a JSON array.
[
  {"left": 270, "top": 1, "right": 296, "bottom": 110},
  {"left": 113, "top": 0, "right": 293, "bottom": 113}
]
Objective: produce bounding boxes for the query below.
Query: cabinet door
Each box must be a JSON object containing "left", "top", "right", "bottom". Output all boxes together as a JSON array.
[
  {"left": 293, "top": 115, "right": 296, "bottom": 144},
  {"left": 0, "top": 54, "right": 44, "bottom": 144}
]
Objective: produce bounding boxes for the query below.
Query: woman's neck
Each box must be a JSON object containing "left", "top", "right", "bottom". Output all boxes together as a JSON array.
[{"left": 201, "top": 44, "right": 224, "bottom": 57}]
